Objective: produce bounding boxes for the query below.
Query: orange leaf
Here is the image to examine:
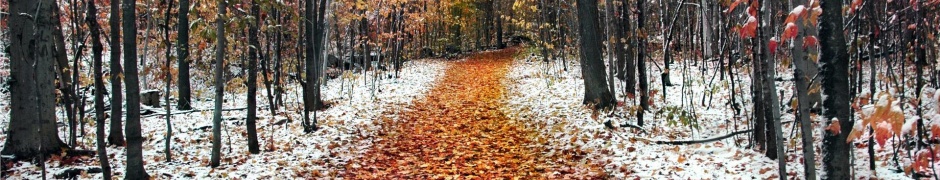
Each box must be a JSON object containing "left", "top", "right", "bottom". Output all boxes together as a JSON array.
[
  {"left": 874, "top": 122, "right": 892, "bottom": 148},
  {"left": 747, "top": 4, "right": 758, "bottom": 17},
  {"left": 782, "top": 23, "right": 799, "bottom": 40},
  {"left": 727, "top": 0, "right": 748, "bottom": 13},
  {"left": 740, "top": 17, "right": 758, "bottom": 38},
  {"left": 785, "top": 5, "right": 806, "bottom": 24}
]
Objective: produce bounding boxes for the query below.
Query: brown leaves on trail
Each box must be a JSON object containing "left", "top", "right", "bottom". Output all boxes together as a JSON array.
[{"left": 344, "top": 49, "right": 605, "bottom": 179}]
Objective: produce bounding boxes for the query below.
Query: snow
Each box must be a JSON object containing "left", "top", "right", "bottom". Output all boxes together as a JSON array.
[{"left": 502, "top": 51, "right": 913, "bottom": 179}]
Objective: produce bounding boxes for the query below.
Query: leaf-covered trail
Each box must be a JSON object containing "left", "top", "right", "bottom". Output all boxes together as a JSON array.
[{"left": 344, "top": 49, "right": 605, "bottom": 179}]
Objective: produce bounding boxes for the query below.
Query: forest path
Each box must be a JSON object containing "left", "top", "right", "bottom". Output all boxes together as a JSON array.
[{"left": 343, "top": 49, "right": 605, "bottom": 179}]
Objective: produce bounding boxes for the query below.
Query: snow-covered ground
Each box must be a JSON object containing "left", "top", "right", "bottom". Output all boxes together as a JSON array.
[
  {"left": 0, "top": 59, "right": 448, "bottom": 179},
  {"left": 502, "top": 51, "right": 913, "bottom": 179}
]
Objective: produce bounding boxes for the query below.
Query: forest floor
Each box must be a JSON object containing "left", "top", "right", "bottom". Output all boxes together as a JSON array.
[{"left": 343, "top": 48, "right": 606, "bottom": 179}]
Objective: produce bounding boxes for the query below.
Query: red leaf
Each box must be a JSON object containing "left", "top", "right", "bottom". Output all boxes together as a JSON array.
[
  {"left": 769, "top": 38, "right": 779, "bottom": 54},
  {"left": 727, "top": 0, "right": 748, "bottom": 13},
  {"left": 848, "top": 0, "right": 864, "bottom": 14},
  {"left": 740, "top": 16, "right": 758, "bottom": 38},
  {"left": 747, "top": 5, "right": 758, "bottom": 17},
  {"left": 803, "top": 36, "right": 818, "bottom": 49},
  {"left": 782, "top": 23, "right": 799, "bottom": 40},
  {"left": 785, "top": 5, "right": 806, "bottom": 24}
]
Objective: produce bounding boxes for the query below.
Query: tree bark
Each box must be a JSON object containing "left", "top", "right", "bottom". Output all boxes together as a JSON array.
[
  {"left": 162, "top": 0, "right": 175, "bottom": 162},
  {"left": 177, "top": 0, "right": 192, "bottom": 110},
  {"left": 1, "top": 0, "right": 70, "bottom": 160},
  {"left": 758, "top": 0, "right": 785, "bottom": 178},
  {"left": 108, "top": 0, "right": 126, "bottom": 147},
  {"left": 576, "top": 0, "right": 615, "bottom": 110},
  {"left": 122, "top": 0, "right": 149, "bottom": 177},
  {"left": 820, "top": 0, "right": 853, "bottom": 178},
  {"left": 211, "top": 0, "right": 227, "bottom": 168},
  {"left": 246, "top": 0, "right": 261, "bottom": 154},
  {"left": 86, "top": 0, "right": 113, "bottom": 178},
  {"left": 636, "top": 0, "right": 649, "bottom": 126},
  {"left": 303, "top": 0, "right": 320, "bottom": 132},
  {"left": 789, "top": 1, "right": 817, "bottom": 179}
]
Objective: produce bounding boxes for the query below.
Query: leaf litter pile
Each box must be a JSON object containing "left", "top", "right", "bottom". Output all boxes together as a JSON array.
[{"left": 344, "top": 49, "right": 606, "bottom": 179}]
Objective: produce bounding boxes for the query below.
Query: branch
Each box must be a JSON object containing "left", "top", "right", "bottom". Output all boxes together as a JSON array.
[
  {"left": 651, "top": 129, "right": 752, "bottom": 145},
  {"left": 141, "top": 105, "right": 270, "bottom": 118},
  {"left": 603, "top": 120, "right": 648, "bottom": 133}
]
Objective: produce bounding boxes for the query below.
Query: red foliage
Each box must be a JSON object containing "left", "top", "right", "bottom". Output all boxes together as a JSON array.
[
  {"left": 740, "top": 17, "right": 758, "bottom": 38},
  {"left": 803, "top": 36, "right": 818, "bottom": 49},
  {"left": 782, "top": 23, "right": 799, "bottom": 40}
]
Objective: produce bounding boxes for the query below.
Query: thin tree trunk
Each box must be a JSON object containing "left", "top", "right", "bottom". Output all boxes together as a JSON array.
[
  {"left": 162, "top": 0, "right": 174, "bottom": 162},
  {"left": 108, "top": 0, "right": 126, "bottom": 146},
  {"left": 210, "top": 0, "right": 227, "bottom": 168},
  {"left": 86, "top": 0, "right": 113, "bottom": 178},
  {"left": 636, "top": 0, "right": 649, "bottom": 126},
  {"left": 789, "top": 1, "right": 817, "bottom": 179},
  {"left": 603, "top": 0, "right": 617, "bottom": 107},
  {"left": 758, "top": 0, "right": 785, "bottom": 178},
  {"left": 123, "top": 0, "right": 149, "bottom": 177},
  {"left": 177, "top": 0, "right": 192, "bottom": 110},
  {"left": 51, "top": 1, "right": 78, "bottom": 148},
  {"left": 246, "top": 0, "right": 261, "bottom": 154}
]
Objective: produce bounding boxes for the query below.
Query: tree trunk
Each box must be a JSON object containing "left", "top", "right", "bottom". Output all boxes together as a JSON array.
[
  {"left": 1, "top": 0, "right": 70, "bottom": 160},
  {"left": 820, "top": 0, "right": 852, "bottom": 178},
  {"left": 211, "top": 0, "right": 227, "bottom": 168},
  {"left": 87, "top": 0, "right": 113, "bottom": 178},
  {"left": 122, "top": 0, "right": 149, "bottom": 177},
  {"left": 636, "top": 0, "right": 649, "bottom": 126},
  {"left": 496, "top": 0, "right": 504, "bottom": 49},
  {"left": 758, "top": 0, "right": 785, "bottom": 178},
  {"left": 576, "top": 0, "right": 615, "bottom": 110},
  {"left": 177, "top": 0, "right": 192, "bottom": 110},
  {"left": 108, "top": 0, "right": 126, "bottom": 147},
  {"left": 274, "top": 9, "right": 284, "bottom": 109},
  {"left": 49, "top": 4, "right": 78, "bottom": 148},
  {"left": 162, "top": 0, "right": 175, "bottom": 162},
  {"left": 246, "top": 0, "right": 261, "bottom": 154},
  {"left": 303, "top": 0, "right": 320, "bottom": 132},
  {"left": 616, "top": 0, "right": 634, "bottom": 91},
  {"left": 789, "top": 1, "right": 817, "bottom": 179},
  {"left": 603, "top": 0, "right": 617, "bottom": 107}
]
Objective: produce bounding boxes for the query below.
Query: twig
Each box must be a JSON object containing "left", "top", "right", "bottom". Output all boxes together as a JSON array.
[
  {"left": 650, "top": 129, "right": 752, "bottom": 145},
  {"left": 141, "top": 105, "right": 270, "bottom": 118}
]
